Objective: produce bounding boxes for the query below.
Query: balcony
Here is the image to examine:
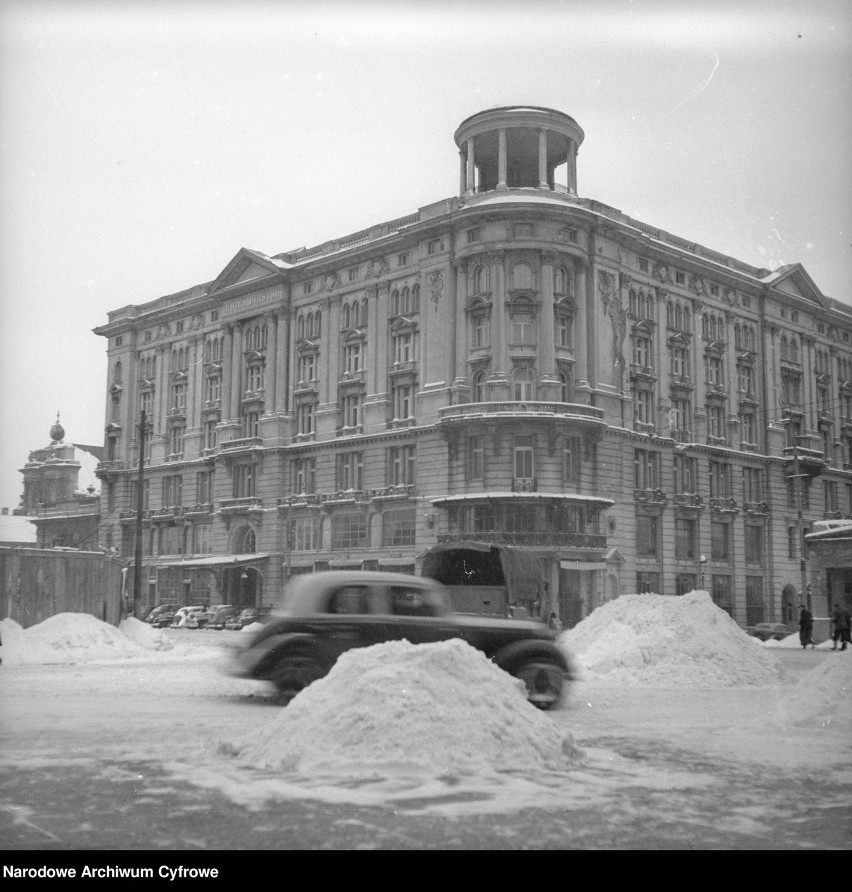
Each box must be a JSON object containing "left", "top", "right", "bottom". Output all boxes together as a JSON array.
[
  {"left": 783, "top": 446, "right": 827, "bottom": 480},
  {"left": 218, "top": 497, "right": 263, "bottom": 515},
  {"left": 184, "top": 503, "right": 214, "bottom": 518},
  {"left": 512, "top": 477, "right": 537, "bottom": 493},
  {"left": 278, "top": 493, "right": 322, "bottom": 509},
  {"left": 709, "top": 497, "right": 739, "bottom": 515},
  {"left": 320, "top": 489, "right": 370, "bottom": 506},
  {"left": 150, "top": 505, "right": 184, "bottom": 522},
  {"left": 634, "top": 488, "right": 668, "bottom": 507},
  {"left": 95, "top": 460, "right": 125, "bottom": 477},
  {"left": 743, "top": 501, "right": 769, "bottom": 516},
  {"left": 672, "top": 492, "right": 703, "bottom": 509},
  {"left": 439, "top": 401, "right": 605, "bottom": 428},
  {"left": 369, "top": 484, "right": 416, "bottom": 501},
  {"left": 220, "top": 437, "right": 263, "bottom": 453}
]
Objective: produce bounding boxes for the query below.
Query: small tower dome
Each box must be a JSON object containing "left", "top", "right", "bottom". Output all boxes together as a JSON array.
[
  {"left": 454, "top": 105, "right": 584, "bottom": 197},
  {"left": 50, "top": 412, "right": 65, "bottom": 444}
]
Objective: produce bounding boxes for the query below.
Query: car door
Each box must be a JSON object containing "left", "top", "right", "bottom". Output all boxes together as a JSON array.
[
  {"left": 307, "top": 583, "right": 376, "bottom": 663},
  {"left": 370, "top": 581, "right": 456, "bottom": 646}
]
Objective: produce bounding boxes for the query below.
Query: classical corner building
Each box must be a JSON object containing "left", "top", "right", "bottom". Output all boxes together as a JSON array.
[
  {"left": 93, "top": 105, "right": 852, "bottom": 626},
  {"left": 14, "top": 414, "right": 102, "bottom": 550}
]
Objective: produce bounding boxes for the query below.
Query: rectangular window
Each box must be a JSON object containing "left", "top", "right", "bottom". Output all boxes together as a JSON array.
[
  {"left": 382, "top": 508, "right": 416, "bottom": 547},
  {"left": 634, "top": 449, "right": 660, "bottom": 490},
  {"left": 398, "top": 252, "right": 408, "bottom": 266},
  {"left": 636, "top": 515, "right": 658, "bottom": 558},
  {"left": 473, "top": 313, "right": 490, "bottom": 347},
  {"left": 343, "top": 343, "right": 362, "bottom": 374},
  {"left": 232, "top": 463, "right": 255, "bottom": 498},
  {"left": 292, "top": 516, "right": 320, "bottom": 551},
  {"left": 675, "top": 573, "right": 697, "bottom": 596},
  {"left": 671, "top": 347, "right": 689, "bottom": 378},
  {"left": 168, "top": 426, "right": 185, "bottom": 457},
  {"left": 162, "top": 474, "right": 182, "bottom": 507},
  {"left": 505, "top": 505, "right": 536, "bottom": 533},
  {"left": 638, "top": 259, "right": 649, "bottom": 273},
  {"left": 632, "top": 336, "right": 652, "bottom": 367},
  {"left": 298, "top": 353, "right": 317, "bottom": 384},
  {"left": 392, "top": 382, "right": 413, "bottom": 420},
  {"left": 675, "top": 272, "right": 685, "bottom": 285},
  {"left": 556, "top": 313, "right": 572, "bottom": 348},
  {"left": 511, "top": 314, "right": 533, "bottom": 344},
  {"left": 341, "top": 393, "right": 363, "bottom": 428},
  {"left": 243, "top": 411, "right": 260, "bottom": 439},
  {"left": 192, "top": 524, "right": 212, "bottom": 555},
  {"left": 205, "top": 375, "right": 221, "bottom": 404},
  {"left": 746, "top": 577, "right": 764, "bottom": 625},
  {"left": 634, "top": 389, "right": 654, "bottom": 424},
  {"left": 711, "top": 521, "right": 730, "bottom": 560},
  {"left": 336, "top": 452, "right": 364, "bottom": 491},
  {"left": 709, "top": 461, "right": 731, "bottom": 498},
  {"left": 673, "top": 454, "right": 697, "bottom": 493},
  {"left": 707, "top": 405, "right": 725, "bottom": 439},
  {"left": 196, "top": 470, "right": 214, "bottom": 504},
  {"left": 348, "top": 267, "right": 358, "bottom": 282},
  {"left": 388, "top": 445, "right": 416, "bottom": 486},
  {"left": 428, "top": 239, "right": 441, "bottom": 255},
  {"left": 204, "top": 419, "right": 218, "bottom": 451},
  {"left": 636, "top": 571, "right": 660, "bottom": 594},
  {"left": 466, "top": 228, "right": 480, "bottom": 243},
  {"left": 740, "top": 412, "right": 757, "bottom": 446},
  {"left": 514, "top": 435, "right": 534, "bottom": 480},
  {"left": 675, "top": 517, "right": 696, "bottom": 560},
  {"left": 563, "top": 437, "right": 581, "bottom": 484},
  {"left": 297, "top": 401, "right": 315, "bottom": 435},
  {"left": 304, "top": 281, "right": 313, "bottom": 294},
  {"left": 293, "top": 458, "right": 316, "bottom": 494},
  {"left": 670, "top": 398, "right": 691, "bottom": 436},
  {"left": 742, "top": 467, "right": 763, "bottom": 502},
  {"left": 711, "top": 575, "right": 733, "bottom": 615},
  {"left": 824, "top": 480, "right": 838, "bottom": 512},
  {"left": 246, "top": 364, "right": 263, "bottom": 393},
  {"left": 332, "top": 512, "right": 368, "bottom": 549},
  {"left": 468, "top": 436, "right": 484, "bottom": 481},
  {"left": 707, "top": 356, "right": 724, "bottom": 386},
  {"left": 393, "top": 332, "right": 413, "bottom": 364},
  {"left": 744, "top": 525, "right": 763, "bottom": 563}
]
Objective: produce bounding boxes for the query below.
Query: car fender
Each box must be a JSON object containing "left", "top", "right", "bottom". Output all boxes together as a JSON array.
[
  {"left": 491, "top": 639, "right": 572, "bottom": 678},
  {"left": 251, "top": 632, "right": 326, "bottom": 679}
]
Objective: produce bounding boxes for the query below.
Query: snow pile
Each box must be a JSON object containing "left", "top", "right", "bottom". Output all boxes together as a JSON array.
[
  {"left": 559, "top": 590, "right": 785, "bottom": 686},
  {"left": 782, "top": 652, "right": 852, "bottom": 731},
  {"left": 118, "top": 616, "right": 174, "bottom": 651},
  {"left": 0, "top": 613, "right": 166, "bottom": 665},
  {"left": 229, "top": 638, "right": 578, "bottom": 775}
]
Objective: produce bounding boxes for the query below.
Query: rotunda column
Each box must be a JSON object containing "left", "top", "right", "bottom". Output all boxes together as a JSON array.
[
  {"left": 574, "top": 260, "right": 589, "bottom": 390},
  {"left": 465, "top": 138, "right": 475, "bottom": 196},
  {"left": 538, "top": 129, "right": 548, "bottom": 189},
  {"left": 497, "top": 129, "right": 508, "bottom": 191},
  {"left": 459, "top": 149, "right": 466, "bottom": 197},
  {"left": 454, "top": 260, "right": 468, "bottom": 385}
]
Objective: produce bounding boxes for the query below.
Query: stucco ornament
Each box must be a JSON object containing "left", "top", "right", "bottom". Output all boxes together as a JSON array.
[
  {"left": 599, "top": 270, "right": 627, "bottom": 390},
  {"left": 367, "top": 256, "right": 389, "bottom": 278},
  {"left": 428, "top": 269, "right": 444, "bottom": 309}
]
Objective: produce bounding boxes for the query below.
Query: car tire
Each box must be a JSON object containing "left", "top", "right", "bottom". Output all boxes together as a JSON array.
[
  {"left": 510, "top": 659, "right": 565, "bottom": 710},
  {"left": 269, "top": 649, "right": 326, "bottom": 701}
]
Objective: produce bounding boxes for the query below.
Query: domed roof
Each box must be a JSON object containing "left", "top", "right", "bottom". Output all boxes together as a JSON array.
[{"left": 50, "top": 412, "right": 65, "bottom": 443}]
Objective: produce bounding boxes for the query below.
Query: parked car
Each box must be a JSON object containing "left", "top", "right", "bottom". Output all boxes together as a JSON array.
[
  {"left": 184, "top": 605, "right": 226, "bottom": 629},
  {"left": 148, "top": 606, "right": 179, "bottom": 628},
  {"left": 142, "top": 604, "right": 171, "bottom": 624},
  {"left": 228, "top": 571, "right": 572, "bottom": 709},
  {"left": 225, "top": 607, "right": 268, "bottom": 631},
  {"left": 209, "top": 605, "right": 242, "bottom": 630},
  {"left": 171, "top": 606, "right": 206, "bottom": 628},
  {"left": 747, "top": 622, "right": 791, "bottom": 642}
]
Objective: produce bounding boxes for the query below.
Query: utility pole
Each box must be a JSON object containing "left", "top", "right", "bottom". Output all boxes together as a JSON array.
[{"left": 133, "top": 409, "right": 146, "bottom": 619}]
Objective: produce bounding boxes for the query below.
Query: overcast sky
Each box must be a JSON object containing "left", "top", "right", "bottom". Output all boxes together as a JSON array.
[{"left": 1, "top": 0, "right": 850, "bottom": 524}]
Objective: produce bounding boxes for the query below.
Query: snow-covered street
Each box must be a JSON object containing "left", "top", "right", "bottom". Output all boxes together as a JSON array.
[{"left": 1, "top": 593, "right": 850, "bottom": 850}]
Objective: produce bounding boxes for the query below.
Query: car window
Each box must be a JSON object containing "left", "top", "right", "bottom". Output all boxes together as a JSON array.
[
  {"left": 328, "top": 586, "right": 369, "bottom": 615},
  {"left": 390, "top": 585, "right": 442, "bottom": 617}
]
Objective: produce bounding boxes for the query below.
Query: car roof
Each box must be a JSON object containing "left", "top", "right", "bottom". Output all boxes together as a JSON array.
[{"left": 279, "top": 571, "right": 445, "bottom": 611}]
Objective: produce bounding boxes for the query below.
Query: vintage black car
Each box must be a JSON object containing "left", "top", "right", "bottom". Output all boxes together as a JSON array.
[{"left": 228, "top": 571, "right": 572, "bottom": 709}]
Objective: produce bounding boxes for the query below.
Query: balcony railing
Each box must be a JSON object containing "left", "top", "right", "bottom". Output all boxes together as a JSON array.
[
  {"left": 439, "top": 531, "right": 607, "bottom": 549},
  {"left": 218, "top": 497, "right": 263, "bottom": 513},
  {"left": 709, "top": 497, "right": 739, "bottom": 514},
  {"left": 512, "top": 477, "right": 537, "bottom": 493},
  {"left": 634, "top": 488, "right": 668, "bottom": 507},
  {"left": 439, "top": 401, "right": 605, "bottom": 424},
  {"left": 220, "top": 437, "right": 263, "bottom": 452},
  {"left": 672, "top": 492, "right": 703, "bottom": 509}
]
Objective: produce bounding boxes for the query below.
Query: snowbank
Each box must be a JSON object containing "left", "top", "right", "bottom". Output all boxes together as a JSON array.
[
  {"left": 782, "top": 651, "right": 852, "bottom": 732},
  {"left": 559, "top": 590, "right": 786, "bottom": 686},
  {"left": 118, "top": 616, "right": 174, "bottom": 651},
  {"left": 227, "top": 638, "right": 578, "bottom": 775},
  {"left": 0, "top": 613, "right": 170, "bottom": 665}
]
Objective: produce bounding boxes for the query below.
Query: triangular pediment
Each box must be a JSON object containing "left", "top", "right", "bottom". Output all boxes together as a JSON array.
[
  {"left": 208, "top": 248, "right": 291, "bottom": 294},
  {"left": 763, "top": 263, "right": 828, "bottom": 309}
]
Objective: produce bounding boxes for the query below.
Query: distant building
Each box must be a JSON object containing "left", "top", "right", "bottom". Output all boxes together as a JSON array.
[
  {"left": 14, "top": 415, "right": 102, "bottom": 550},
  {"left": 93, "top": 105, "right": 852, "bottom": 626}
]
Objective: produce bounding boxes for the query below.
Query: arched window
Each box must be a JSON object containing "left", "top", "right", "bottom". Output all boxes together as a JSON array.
[
  {"left": 559, "top": 370, "right": 572, "bottom": 403},
  {"left": 554, "top": 266, "right": 569, "bottom": 296},
  {"left": 512, "top": 262, "right": 534, "bottom": 291},
  {"left": 471, "top": 370, "right": 487, "bottom": 403},
  {"left": 411, "top": 284, "right": 420, "bottom": 313},
  {"left": 391, "top": 289, "right": 400, "bottom": 315},
  {"left": 473, "top": 265, "right": 488, "bottom": 295},
  {"left": 513, "top": 367, "right": 535, "bottom": 401},
  {"left": 235, "top": 526, "right": 256, "bottom": 554},
  {"left": 342, "top": 303, "right": 350, "bottom": 328}
]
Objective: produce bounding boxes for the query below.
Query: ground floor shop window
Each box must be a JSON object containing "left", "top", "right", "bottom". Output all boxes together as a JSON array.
[
  {"left": 745, "top": 576, "right": 764, "bottom": 625},
  {"left": 636, "top": 571, "right": 660, "bottom": 594},
  {"left": 712, "top": 574, "right": 733, "bottom": 615}
]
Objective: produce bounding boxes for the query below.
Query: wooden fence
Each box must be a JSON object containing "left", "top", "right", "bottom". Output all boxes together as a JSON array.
[{"left": 0, "top": 547, "right": 124, "bottom": 629}]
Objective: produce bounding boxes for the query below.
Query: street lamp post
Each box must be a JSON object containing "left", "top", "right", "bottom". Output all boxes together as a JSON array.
[
  {"left": 699, "top": 554, "right": 707, "bottom": 591},
  {"left": 133, "top": 409, "right": 147, "bottom": 619}
]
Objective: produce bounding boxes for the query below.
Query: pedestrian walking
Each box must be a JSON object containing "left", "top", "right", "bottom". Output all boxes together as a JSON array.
[
  {"left": 830, "top": 603, "right": 851, "bottom": 651},
  {"left": 798, "top": 604, "right": 814, "bottom": 649},
  {"left": 548, "top": 611, "right": 563, "bottom": 631}
]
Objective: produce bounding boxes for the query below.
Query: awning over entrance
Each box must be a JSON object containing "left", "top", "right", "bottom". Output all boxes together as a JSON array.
[
  {"left": 147, "top": 554, "right": 271, "bottom": 569},
  {"left": 559, "top": 560, "right": 607, "bottom": 570}
]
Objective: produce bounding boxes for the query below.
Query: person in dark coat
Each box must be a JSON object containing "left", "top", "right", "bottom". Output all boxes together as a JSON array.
[
  {"left": 798, "top": 604, "right": 814, "bottom": 649},
  {"left": 830, "top": 604, "right": 850, "bottom": 651}
]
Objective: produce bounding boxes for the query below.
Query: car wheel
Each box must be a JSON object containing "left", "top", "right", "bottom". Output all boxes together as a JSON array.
[
  {"left": 511, "top": 660, "right": 565, "bottom": 710},
  {"left": 269, "top": 649, "right": 326, "bottom": 700}
]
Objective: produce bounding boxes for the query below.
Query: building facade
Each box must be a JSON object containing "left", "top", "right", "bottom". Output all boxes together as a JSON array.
[
  {"left": 93, "top": 106, "right": 852, "bottom": 626},
  {"left": 15, "top": 415, "right": 102, "bottom": 550}
]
